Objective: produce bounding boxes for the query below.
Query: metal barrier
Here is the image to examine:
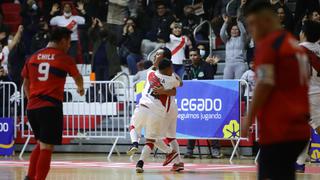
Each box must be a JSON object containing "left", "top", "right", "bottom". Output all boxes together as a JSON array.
[
  {"left": 19, "top": 80, "right": 128, "bottom": 159},
  {"left": 193, "top": 20, "right": 216, "bottom": 56},
  {"left": 0, "top": 81, "right": 18, "bottom": 138}
]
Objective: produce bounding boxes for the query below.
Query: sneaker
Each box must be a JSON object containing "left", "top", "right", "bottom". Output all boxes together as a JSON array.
[
  {"left": 171, "top": 162, "right": 184, "bottom": 172},
  {"left": 211, "top": 149, "right": 224, "bottom": 159},
  {"left": 295, "top": 163, "right": 305, "bottom": 173},
  {"left": 163, "top": 150, "right": 178, "bottom": 166},
  {"left": 136, "top": 160, "right": 144, "bottom": 173},
  {"left": 127, "top": 146, "right": 138, "bottom": 156},
  {"left": 184, "top": 153, "right": 196, "bottom": 159}
]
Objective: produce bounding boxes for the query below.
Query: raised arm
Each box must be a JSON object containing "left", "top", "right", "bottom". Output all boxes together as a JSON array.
[
  {"left": 8, "top": 25, "right": 23, "bottom": 51},
  {"left": 237, "top": 21, "right": 247, "bottom": 40},
  {"left": 220, "top": 16, "right": 229, "bottom": 43}
]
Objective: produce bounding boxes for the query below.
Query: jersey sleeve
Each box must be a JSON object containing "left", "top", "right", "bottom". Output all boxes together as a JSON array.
[
  {"left": 50, "top": 16, "right": 58, "bottom": 26},
  {"left": 75, "top": 16, "right": 85, "bottom": 25}
]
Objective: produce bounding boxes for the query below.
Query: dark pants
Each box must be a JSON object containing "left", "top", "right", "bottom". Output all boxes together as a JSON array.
[
  {"left": 68, "top": 41, "right": 78, "bottom": 60},
  {"left": 127, "top": 53, "right": 142, "bottom": 75},
  {"left": 95, "top": 66, "right": 109, "bottom": 101},
  {"left": 258, "top": 141, "right": 308, "bottom": 180},
  {"left": 106, "top": 24, "right": 123, "bottom": 46},
  {"left": 187, "top": 139, "right": 220, "bottom": 154}
]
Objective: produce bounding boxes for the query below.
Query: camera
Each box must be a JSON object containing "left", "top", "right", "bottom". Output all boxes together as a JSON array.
[{"left": 183, "top": 59, "right": 193, "bottom": 80}]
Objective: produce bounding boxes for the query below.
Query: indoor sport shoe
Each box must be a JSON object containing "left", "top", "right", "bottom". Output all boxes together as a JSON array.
[
  {"left": 171, "top": 162, "right": 184, "bottom": 172},
  {"left": 163, "top": 150, "right": 178, "bottom": 166},
  {"left": 136, "top": 160, "right": 144, "bottom": 173},
  {"left": 295, "top": 163, "right": 305, "bottom": 173},
  {"left": 127, "top": 146, "right": 138, "bottom": 156}
]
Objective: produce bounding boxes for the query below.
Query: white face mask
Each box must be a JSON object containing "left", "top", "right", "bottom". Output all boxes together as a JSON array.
[
  {"left": 64, "top": 12, "right": 72, "bottom": 18},
  {"left": 199, "top": 49, "right": 206, "bottom": 58},
  {"left": 31, "top": 4, "right": 38, "bottom": 10}
]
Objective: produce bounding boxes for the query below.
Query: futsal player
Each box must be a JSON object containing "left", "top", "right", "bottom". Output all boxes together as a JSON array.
[
  {"left": 243, "top": 2, "right": 310, "bottom": 180},
  {"left": 23, "top": 27, "right": 84, "bottom": 180}
]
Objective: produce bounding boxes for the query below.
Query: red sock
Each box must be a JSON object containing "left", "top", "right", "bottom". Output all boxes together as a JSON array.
[
  {"left": 27, "top": 144, "right": 40, "bottom": 180},
  {"left": 35, "top": 149, "right": 52, "bottom": 180}
]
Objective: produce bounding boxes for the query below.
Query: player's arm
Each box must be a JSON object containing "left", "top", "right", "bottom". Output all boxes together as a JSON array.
[
  {"left": 242, "top": 64, "right": 275, "bottom": 137},
  {"left": 174, "top": 73, "right": 183, "bottom": 87},
  {"left": 73, "top": 74, "right": 84, "bottom": 96},
  {"left": 153, "top": 87, "right": 176, "bottom": 96},
  {"left": 23, "top": 78, "right": 30, "bottom": 99}
]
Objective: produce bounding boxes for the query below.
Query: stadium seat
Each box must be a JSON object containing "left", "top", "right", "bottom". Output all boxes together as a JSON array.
[{"left": 1, "top": 3, "right": 21, "bottom": 13}]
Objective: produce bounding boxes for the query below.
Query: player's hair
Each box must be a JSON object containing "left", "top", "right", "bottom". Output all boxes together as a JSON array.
[
  {"left": 49, "top": 27, "right": 72, "bottom": 42},
  {"left": 158, "top": 58, "right": 172, "bottom": 71},
  {"left": 159, "top": 47, "right": 172, "bottom": 60},
  {"left": 189, "top": 48, "right": 200, "bottom": 55},
  {"left": 244, "top": 0, "right": 277, "bottom": 17},
  {"left": 302, "top": 20, "right": 320, "bottom": 43}
]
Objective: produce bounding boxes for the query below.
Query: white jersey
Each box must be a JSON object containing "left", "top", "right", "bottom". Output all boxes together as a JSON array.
[
  {"left": 166, "top": 34, "right": 191, "bottom": 65},
  {"left": 241, "top": 69, "right": 256, "bottom": 97},
  {"left": 50, "top": 15, "right": 85, "bottom": 41},
  {"left": 300, "top": 42, "right": 320, "bottom": 95}
]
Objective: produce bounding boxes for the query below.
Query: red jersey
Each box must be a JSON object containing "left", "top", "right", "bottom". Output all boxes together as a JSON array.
[
  {"left": 21, "top": 47, "right": 80, "bottom": 110},
  {"left": 255, "top": 30, "right": 310, "bottom": 145}
]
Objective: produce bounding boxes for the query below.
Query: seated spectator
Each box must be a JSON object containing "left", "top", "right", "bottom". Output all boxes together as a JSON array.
[
  {"left": 241, "top": 61, "right": 255, "bottom": 99},
  {"left": 107, "top": 0, "right": 138, "bottom": 46},
  {"left": 89, "top": 18, "right": 121, "bottom": 81},
  {"left": 197, "top": 43, "right": 219, "bottom": 76},
  {"left": 20, "top": 0, "right": 41, "bottom": 55},
  {"left": 166, "top": 22, "right": 192, "bottom": 77},
  {"left": 119, "top": 17, "right": 143, "bottom": 75},
  {"left": 133, "top": 60, "right": 153, "bottom": 84},
  {"left": 277, "top": 7, "right": 294, "bottom": 32},
  {"left": 30, "top": 19, "right": 50, "bottom": 53},
  {"left": 141, "top": 2, "right": 175, "bottom": 60},
  {"left": 220, "top": 16, "right": 248, "bottom": 79},
  {"left": 50, "top": 2, "right": 85, "bottom": 59},
  {"left": 183, "top": 48, "right": 222, "bottom": 159}
]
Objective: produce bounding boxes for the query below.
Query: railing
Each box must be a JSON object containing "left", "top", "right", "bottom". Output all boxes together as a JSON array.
[{"left": 193, "top": 20, "right": 216, "bottom": 56}]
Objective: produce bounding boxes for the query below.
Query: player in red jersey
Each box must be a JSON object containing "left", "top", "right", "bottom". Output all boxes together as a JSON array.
[
  {"left": 243, "top": 2, "right": 310, "bottom": 180},
  {"left": 23, "top": 27, "right": 84, "bottom": 180}
]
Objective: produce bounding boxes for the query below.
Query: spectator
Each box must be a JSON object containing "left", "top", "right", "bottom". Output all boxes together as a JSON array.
[
  {"left": 237, "top": 0, "right": 251, "bottom": 23},
  {"left": 270, "top": 0, "right": 294, "bottom": 28},
  {"left": 183, "top": 48, "right": 222, "bottom": 159},
  {"left": 20, "top": 0, "right": 42, "bottom": 55},
  {"left": 277, "top": 7, "right": 294, "bottom": 32},
  {"left": 1, "top": 25, "right": 23, "bottom": 73},
  {"left": 119, "top": 17, "right": 143, "bottom": 75},
  {"left": 0, "top": 14, "right": 11, "bottom": 46},
  {"left": 43, "top": 0, "right": 60, "bottom": 21},
  {"left": 133, "top": 60, "right": 153, "bottom": 84},
  {"left": 181, "top": 5, "right": 201, "bottom": 45},
  {"left": 30, "top": 19, "right": 50, "bottom": 53},
  {"left": 197, "top": 43, "right": 219, "bottom": 76},
  {"left": 166, "top": 22, "right": 192, "bottom": 77},
  {"left": 308, "top": 10, "right": 320, "bottom": 22},
  {"left": 241, "top": 61, "right": 255, "bottom": 99},
  {"left": 294, "top": 0, "right": 319, "bottom": 25},
  {"left": 141, "top": 2, "right": 175, "bottom": 60},
  {"left": 220, "top": 16, "right": 248, "bottom": 79},
  {"left": 82, "top": 0, "right": 108, "bottom": 22},
  {"left": 135, "top": 0, "right": 152, "bottom": 35},
  {"left": 89, "top": 18, "right": 121, "bottom": 82},
  {"left": 50, "top": 2, "right": 85, "bottom": 59},
  {"left": 107, "top": 0, "right": 138, "bottom": 45}
]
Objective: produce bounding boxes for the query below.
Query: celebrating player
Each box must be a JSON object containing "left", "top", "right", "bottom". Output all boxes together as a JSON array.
[{"left": 23, "top": 27, "right": 84, "bottom": 180}]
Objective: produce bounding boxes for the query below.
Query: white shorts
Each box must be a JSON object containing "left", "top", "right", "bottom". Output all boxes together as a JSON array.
[
  {"left": 130, "top": 106, "right": 165, "bottom": 139},
  {"left": 162, "top": 103, "right": 178, "bottom": 138},
  {"left": 310, "top": 94, "right": 320, "bottom": 129}
]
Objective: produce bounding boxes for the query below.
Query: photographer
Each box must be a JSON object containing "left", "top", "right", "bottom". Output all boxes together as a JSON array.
[
  {"left": 183, "top": 48, "right": 214, "bottom": 80},
  {"left": 183, "top": 48, "right": 222, "bottom": 159}
]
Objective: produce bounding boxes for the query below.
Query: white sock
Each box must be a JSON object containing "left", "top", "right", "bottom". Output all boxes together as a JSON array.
[
  {"left": 130, "top": 128, "right": 138, "bottom": 143},
  {"left": 170, "top": 139, "right": 182, "bottom": 163},
  {"left": 154, "top": 139, "right": 172, "bottom": 154},
  {"left": 297, "top": 141, "right": 310, "bottom": 165},
  {"left": 139, "top": 144, "right": 153, "bottom": 161}
]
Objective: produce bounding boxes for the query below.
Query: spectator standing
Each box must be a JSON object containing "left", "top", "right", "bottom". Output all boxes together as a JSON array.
[
  {"left": 50, "top": 3, "right": 85, "bottom": 59},
  {"left": 183, "top": 48, "right": 222, "bottom": 159},
  {"left": 277, "top": 7, "right": 294, "bottom": 32},
  {"left": 220, "top": 16, "right": 248, "bottom": 79},
  {"left": 30, "top": 19, "right": 50, "bottom": 54},
  {"left": 120, "top": 17, "right": 143, "bottom": 75},
  {"left": 166, "top": 22, "right": 192, "bottom": 77},
  {"left": 107, "top": 0, "right": 138, "bottom": 45}
]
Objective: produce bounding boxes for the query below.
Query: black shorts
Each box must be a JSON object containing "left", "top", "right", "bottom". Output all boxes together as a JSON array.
[{"left": 27, "top": 106, "right": 63, "bottom": 145}]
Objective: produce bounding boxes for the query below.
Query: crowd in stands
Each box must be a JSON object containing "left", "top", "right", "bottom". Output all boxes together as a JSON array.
[{"left": 0, "top": 0, "right": 319, "bottom": 84}]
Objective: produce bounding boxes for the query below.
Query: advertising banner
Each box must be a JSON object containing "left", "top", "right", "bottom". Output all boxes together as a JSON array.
[{"left": 0, "top": 118, "right": 14, "bottom": 156}]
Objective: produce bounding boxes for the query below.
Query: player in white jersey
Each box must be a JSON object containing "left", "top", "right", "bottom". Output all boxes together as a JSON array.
[
  {"left": 129, "top": 59, "right": 181, "bottom": 173},
  {"left": 296, "top": 20, "right": 320, "bottom": 173}
]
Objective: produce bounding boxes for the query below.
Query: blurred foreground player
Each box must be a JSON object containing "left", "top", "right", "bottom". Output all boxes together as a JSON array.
[
  {"left": 23, "top": 27, "right": 84, "bottom": 180},
  {"left": 243, "top": 2, "right": 310, "bottom": 180},
  {"left": 296, "top": 20, "right": 320, "bottom": 173}
]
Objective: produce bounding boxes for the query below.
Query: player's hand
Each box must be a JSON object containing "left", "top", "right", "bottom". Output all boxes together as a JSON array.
[
  {"left": 153, "top": 86, "right": 165, "bottom": 95},
  {"left": 77, "top": 87, "right": 85, "bottom": 96}
]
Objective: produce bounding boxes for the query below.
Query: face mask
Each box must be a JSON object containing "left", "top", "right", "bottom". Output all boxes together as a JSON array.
[
  {"left": 31, "top": 4, "right": 38, "bottom": 10},
  {"left": 199, "top": 49, "right": 206, "bottom": 58},
  {"left": 64, "top": 12, "right": 72, "bottom": 18}
]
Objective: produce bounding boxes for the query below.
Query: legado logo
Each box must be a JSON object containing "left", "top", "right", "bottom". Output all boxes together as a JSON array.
[
  {"left": 178, "top": 98, "right": 222, "bottom": 112},
  {"left": 0, "top": 122, "right": 9, "bottom": 132}
]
